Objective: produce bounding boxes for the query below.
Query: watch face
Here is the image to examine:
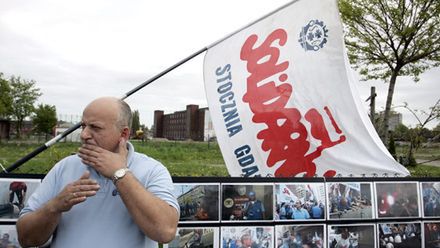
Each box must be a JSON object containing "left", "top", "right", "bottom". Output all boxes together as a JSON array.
[{"left": 115, "top": 169, "right": 126, "bottom": 177}]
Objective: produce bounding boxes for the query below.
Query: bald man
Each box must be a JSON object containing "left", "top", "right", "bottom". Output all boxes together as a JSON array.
[{"left": 16, "top": 97, "right": 179, "bottom": 248}]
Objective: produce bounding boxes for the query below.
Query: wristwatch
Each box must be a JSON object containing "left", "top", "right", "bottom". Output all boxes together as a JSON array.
[{"left": 112, "top": 168, "right": 129, "bottom": 184}]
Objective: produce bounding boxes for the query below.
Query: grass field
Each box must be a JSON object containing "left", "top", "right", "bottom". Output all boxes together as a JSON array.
[{"left": 0, "top": 140, "right": 439, "bottom": 177}]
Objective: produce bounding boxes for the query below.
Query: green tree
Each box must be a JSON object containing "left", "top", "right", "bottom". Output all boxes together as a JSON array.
[
  {"left": 398, "top": 100, "right": 440, "bottom": 166},
  {"left": 33, "top": 104, "right": 57, "bottom": 140},
  {"left": 131, "top": 110, "right": 140, "bottom": 137},
  {"left": 393, "top": 123, "right": 409, "bottom": 141},
  {"left": 339, "top": 0, "right": 440, "bottom": 144},
  {"left": 0, "top": 73, "right": 13, "bottom": 118},
  {"left": 9, "top": 75, "right": 42, "bottom": 138},
  {"left": 388, "top": 131, "right": 396, "bottom": 159}
]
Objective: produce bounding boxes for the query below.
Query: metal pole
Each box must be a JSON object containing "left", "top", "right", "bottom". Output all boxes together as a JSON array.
[{"left": 2, "top": 47, "right": 207, "bottom": 174}]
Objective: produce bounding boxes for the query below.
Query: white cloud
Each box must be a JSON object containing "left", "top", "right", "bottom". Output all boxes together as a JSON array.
[{"left": 0, "top": 0, "right": 438, "bottom": 130}]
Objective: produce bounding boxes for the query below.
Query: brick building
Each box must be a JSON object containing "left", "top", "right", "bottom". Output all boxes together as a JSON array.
[{"left": 153, "top": 105, "right": 215, "bottom": 141}]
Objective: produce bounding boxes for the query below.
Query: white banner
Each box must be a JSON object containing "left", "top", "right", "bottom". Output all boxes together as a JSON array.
[{"left": 203, "top": 0, "right": 409, "bottom": 177}]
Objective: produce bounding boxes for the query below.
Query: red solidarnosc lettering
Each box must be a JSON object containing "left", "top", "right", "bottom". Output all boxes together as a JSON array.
[{"left": 240, "top": 29, "right": 346, "bottom": 178}]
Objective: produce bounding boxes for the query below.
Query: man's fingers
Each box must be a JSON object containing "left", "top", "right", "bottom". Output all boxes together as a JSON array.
[
  {"left": 117, "top": 138, "right": 128, "bottom": 155},
  {"left": 79, "top": 170, "right": 90, "bottom": 180}
]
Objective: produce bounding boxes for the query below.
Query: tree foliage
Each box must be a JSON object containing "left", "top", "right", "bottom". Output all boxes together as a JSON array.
[
  {"left": 131, "top": 110, "right": 140, "bottom": 136},
  {"left": 9, "top": 76, "right": 42, "bottom": 138},
  {"left": 33, "top": 104, "right": 57, "bottom": 140},
  {"left": 0, "top": 73, "right": 13, "bottom": 118},
  {"left": 339, "top": 0, "right": 440, "bottom": 143}
]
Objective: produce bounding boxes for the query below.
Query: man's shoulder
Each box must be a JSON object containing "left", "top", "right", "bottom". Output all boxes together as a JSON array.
[
  {"left": 132, "top": 152, "right": 165, "bottom": 170},
  {"left": 46, "top": 154, "right": 84, "bottom": 176}
]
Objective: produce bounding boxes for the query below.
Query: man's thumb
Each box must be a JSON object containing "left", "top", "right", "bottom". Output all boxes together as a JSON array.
[
  {"left": 80, "top": 170, "right": 90, "bottom": 179},
  {"left": 119, "top": 138, "right": 128, "bottom": 153}
]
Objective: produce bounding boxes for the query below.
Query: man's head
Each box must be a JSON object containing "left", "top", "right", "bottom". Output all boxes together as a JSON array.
[
  {"left": 80, "top": 97, "right": 132, "bottom": 152},
  {"left": 248, "top": 191, "right": 256, "bottom": 201},
  {"left": 241, "top": 234, "right": 252, "bottom": 247},
  {"left": 2, "top": 233, "right": 9, "bottom": 241}
]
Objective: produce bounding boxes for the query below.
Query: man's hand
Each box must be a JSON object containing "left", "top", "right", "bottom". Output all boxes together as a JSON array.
[
  {"left": 78, "top": 138, "right": 128, "bottom": 178},
  {"left": 52, "top": 171, "right": 100, "bottom": 213}
]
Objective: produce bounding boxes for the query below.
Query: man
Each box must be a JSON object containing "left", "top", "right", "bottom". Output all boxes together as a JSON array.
[
  {"left": 16, "top": 97, "right": 179, "bottom": 248},
  {"left": 311, "top": 202, "right": 323, "bottom": 219},
  {"left": 240, "top": 233, "right": 257, "bottom": 248},
  {"left": 291, "top": 201, "right": 310, "bottom": 220},
  {"left": 9, "top": 181, "right": 27, "bottom": 209},
  {"left": 243, "top": 191, "right": 265, "bottom": 220}
]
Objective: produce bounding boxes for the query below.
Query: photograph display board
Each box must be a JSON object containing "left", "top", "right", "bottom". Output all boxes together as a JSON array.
[
  {"left": 275, "top": 224, "right": 325, "bottom": 248},
  {"left": 328, "top": 224, "right": 376, "bottom": 248},
  {"left": 0, "top": 178, "right": 41, "bottom": 221},
  {"left": 0, "top": 224, "right": 20, "bottom": 247},
  {"left": 164, "top": 227, "right": 220, "bottom": 248},
  {"left": 2, "top": 173, "right": 440, "bottom": 247},
  {"left": 275, "top": 183, "right": 326, "bottom": 221},
  {"left": 326, "top": 182, "right": 374, "bottom": 220},
  {"left": 173, "top": 183, "right": 220, "bottom": 223},
  {"left": 421, "top": 182, "right": 440, "bottom": 218},
  {"left": 424, "top": 221, "right": 440, "bottom": 248},
  {"left": 221, "top": 226, "right": 274, "bottom": 248},
  {"left": 378, "top": 222, "right": 421, "bottom": 248},
  {"left": 375, "top": 181, "right": 420, "bottom": 219},
  {"left": 221, "top": 183, "right": 273, "bottom": 221}
]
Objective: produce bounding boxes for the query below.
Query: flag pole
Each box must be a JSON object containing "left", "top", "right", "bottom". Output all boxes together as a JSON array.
[
  {"left": 2, "top": 47, "right": 207, "bottom": 174},
  {"left": 3, "top": 0, "right": 300, "bottom": 174}
]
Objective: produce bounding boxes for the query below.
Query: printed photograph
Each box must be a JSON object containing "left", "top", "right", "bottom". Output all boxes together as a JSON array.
[
  {"left": 275, "top": 224, "right": 325, "bottom": 248},
  {"left": 275, "top": 183, "right": 326, "bottom": 221},
  {"left": 0, "top": 225, "right": 20, "bottom": 248},
  {"left": 221, "top": 226, "right": 273, "bottom": 248},
  {"left": 421, "top": 182, "right": 440, "bottom": 218},
  {"left": 375, "top": 182, "right": 420, "bottom": 218},
  {"left": 378, "top": 222, "right": 421, "bottom": 248},
  {"left": 222, "top": 184, "right": 273, "bottom": 221},
  {"left": 424, "top": 221, "right": 440, "bottom": 248},
  {"left": 164, "top": 227, "right": 219, "bottom": 248},
  {"left": 327, "top": 182, "right": 374, "bottom": 220},
  {"left": 0, "top": 178, "right": 41, "bottom": 221},
  {"left": 328, "top": 224, "right": 376, "bottom": 248},
  {"left": 173, "top": 183, "right": 220, "bottom": 223}
]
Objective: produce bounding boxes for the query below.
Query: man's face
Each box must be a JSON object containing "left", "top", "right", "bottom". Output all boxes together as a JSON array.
[
  {"left": 242, "top": 236, "right": 252, "bottom": 246},
  {"left": 80, "top": 99, "right": 123, "bottom": 152},
  {"left": 237, "top": 186, "right": 247, "bottom": 196}
]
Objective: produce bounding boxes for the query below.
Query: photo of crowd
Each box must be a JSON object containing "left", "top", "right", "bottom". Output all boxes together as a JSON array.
[
  {"left": 421, "top": 182, "right": 440, "bottom": 218},
  {"left": 424, "top": 222, "right": 440, "bottom": 248},
  {"left": 0, "top": 225, "right": 20, "bottom": 248},
  {"left": 328, "top": 224, "right": 375, "bottom": 248},
  {"left": 275, "top": 183, "right": 326, "bottom": 221},
  {"left": 276, "top": 224, "right": 324, "bottom": 248},
  {"left": 174, "top": 183, "right": 220, "bottom": 222},
  {"left": 222, "top": 184, "right": 273, "bottom": 221},
  {"left": 378, "top": 222, "right": 421, "bottom": 248},
  {"left": 375, "top": 182, "right": 420, "bottom": 218},
  {"left": 327, "top": 183, "right": 373, "bottom": 220},
  {"left": 165, "top": 227, "right": 219, "bottom": 248},
  {"left": 222, "top": 226, "right": 273, "bottom": 248},
  {"left": 0, "top": 179, "right": 41, "bottom": 221}
]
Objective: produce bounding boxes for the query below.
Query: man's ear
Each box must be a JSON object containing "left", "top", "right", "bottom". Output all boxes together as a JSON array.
[{"left": 121, "top": 127, "right": 130, "bottom": 140}]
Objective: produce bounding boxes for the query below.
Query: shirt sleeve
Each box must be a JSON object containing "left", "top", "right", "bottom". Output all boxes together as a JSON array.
[
  {"left": 19, "top": 161, "right": 62, "bottom": 217},
  {"left": 143, "top": 160, "right": 180, "bottom": 214}
]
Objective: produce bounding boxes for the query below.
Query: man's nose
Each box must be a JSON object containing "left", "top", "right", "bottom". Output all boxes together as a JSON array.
[{"left": 80, "top": 126, "right": 91, "bottom": 140}]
